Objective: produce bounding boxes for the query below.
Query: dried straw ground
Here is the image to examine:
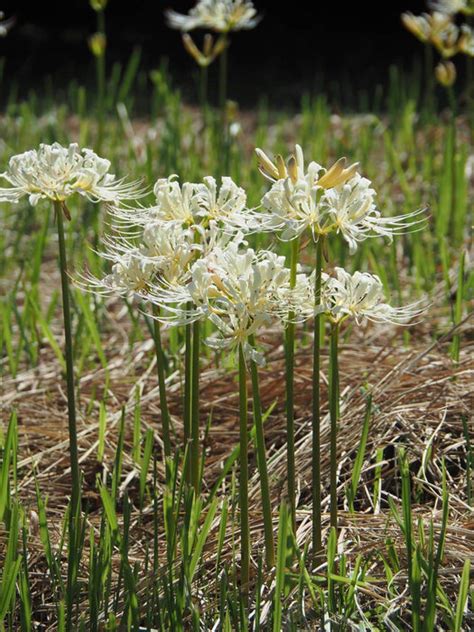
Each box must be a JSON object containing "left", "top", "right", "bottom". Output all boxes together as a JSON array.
[{"left": 1, "top": 253, "right": 472, "bottom": 628}]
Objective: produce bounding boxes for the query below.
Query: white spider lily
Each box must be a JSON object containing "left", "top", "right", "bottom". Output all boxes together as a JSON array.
[
  {"left": 0, "top": 143, "right": 143, "bottom": 208},
  {"left": 85, "top": 222, "right": 200, "bottom": 296},
  {"left": 149, "top": 244, "right": 306, "bottom": 365},
  {"left": 92, "top": 249, "right": 157, "bottom": 295},
  {"left": 401, "top": 11, "right": 451, "bottom": 44},
  {"left": 320, "top": 174, "right": 426, "bottom": 253},
  {"left": 152, "top": 176, "right": 198, "bottom": 224},
  {"left": 458, "top": 24, "right": 474, "bottom": 55},
  {"left": 259, "top": 144, "right": 360, "bottom": 239},
  {"left": 192, "top": 176, "right": 256, "bottom": 230},
  {"left": 112, "top": 174, "right": 259, "bottom": 234},
  {"left": 429, "top": 0, "right": 474, "bottom": 15},
  {"left": 320, "top": 268, "right": 425, "bottom": 325},
  {"left": 165, "top": 0, "right": 260, "bottom": 33},
  {"left": 401, "top": 10, "right": 474, "bottom": 57},
  {"left": 259, "top": 144, "right": 425, "bottom": 248}
]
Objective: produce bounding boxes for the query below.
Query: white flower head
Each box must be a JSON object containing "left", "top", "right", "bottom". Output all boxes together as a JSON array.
[
  {"left": 150, "top": 244, "right": 301, "bottom": 365},
  {"left": 428, "top": 0, "right": 474, "bottom": 16},
  {"left": 320, "top": 267, "right": 425, "bottom": 326},
  {"left": 113, "top": 174, "right": 259, "bottom": 234},
  {"left": 401, "top": 11, "right": 451, "bottom": 44},
  {"left": 152, "top": 175, "right": 198, "bottom": 224},
  {"left": 192, "top": 175, "right": 261, "bottom": 231},
  {"left": 0, "top": 143, "right": 143, "bottom": 208},
  {"left": 260, "top": 144, "right": 357, "bottom": 240},
  {"left": 166, "top": 0, "right": 261, "bottom": 33},
  {"left": 459, "top": 24, "right": 474, "bottom": 55},
  {"left": 259, "top": 144, "right": 426, "bottom": 248},
  {"left": 0, "top": 11, "right": 14, "bottom": 36},
  {"left": 401, "top": 10, "right": 473, "bottom": 57},
  {"left": 98, "top": 249, "right": 157, "bottom": 295}
]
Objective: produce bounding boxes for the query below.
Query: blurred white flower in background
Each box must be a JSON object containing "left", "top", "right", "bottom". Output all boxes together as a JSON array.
[
  {"left": 429, "top": 0, "right": 474, "bottom": 15},
  {"left": 402, "top": 8, "right": 474, "bottom": 57},
  {"left": 0, "top": 11, "right": 14, "bottom": 37},
  {"left": 165, "top": 0, "right": 261, "bottom": 33}
]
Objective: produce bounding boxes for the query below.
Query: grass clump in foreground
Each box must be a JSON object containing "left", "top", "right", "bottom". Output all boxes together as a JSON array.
[{"left": 0, "top": 2, "right": 473, "bottom": 630}]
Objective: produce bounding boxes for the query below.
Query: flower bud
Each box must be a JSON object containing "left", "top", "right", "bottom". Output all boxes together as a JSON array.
[
  {"left": 435, "top": 60, "right": 457, "bottom": 86},
  {"left": 401, "top": 12, "right": 428, "bottom": 43},
  {"left": 203, "top": 33, "right": 214, "bottom": 57},
  {"left": 182, "top": 33, "right": 206, "bottom": 66},
  {"left": 90, "top": 0, "right": 108, "bottom": 11},
  {"left": 88, "top": 32, "right": 107, "bottom": 57},
  {"left": 213, "top": 36, "right": 228, "bottom": 58},
  {"left": 225, "top": 99, "right": 239, "bottom": 122}
]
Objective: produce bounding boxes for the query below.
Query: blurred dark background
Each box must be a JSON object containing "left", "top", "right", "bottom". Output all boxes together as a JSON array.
[{"left": 0, "top": 1, "right": 439, "bottom": 107}]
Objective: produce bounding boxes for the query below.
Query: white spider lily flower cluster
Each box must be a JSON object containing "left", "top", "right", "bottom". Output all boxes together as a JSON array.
[
  {"left": 0, "top": 143, "right": 143, "bottom": 207},
  {"left": 429, "top": 0, "right": 474, "bottom": 15},
  {"left": 165, "top": 0, "right": 260, "bottom": 33},
  {"left": 149, "top": 244, "right": 307, "bottom": 365},
  {"left": 113, "top": 174, "right": 261, "bottom": 233},
  {"left": 402, "top": 9, "right": 474, "bottom": 58},
  {"left": 88, "top": 173, "right": 254, "bottom": 305},
  {"left": 89, "top": 224, "right": 200, "bottom": 296},
  {"left": 258, "top": 145, "right": 425, "bottom": 250},
  {"left": 319, "top": 268, "right": 425, "bottom": 326}
]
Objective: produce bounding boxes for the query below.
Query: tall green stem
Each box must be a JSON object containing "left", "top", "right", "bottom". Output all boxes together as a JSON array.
[
  {"left": 238, "top": 344, "right": 250, "bottom": 597},
  {"left": 329, "top": 323, "right": 340, "bottom": 531},
  {"left": 248, "top": 335, "right": 275, "bottom": 569},
  {"left": 152, "top": 306, "right": 171, "bottom": 458},
  {"left": 56, "top": 202, "right": 80, "bottom": 629},
  {"left": 424, "top": 43, "right": 434, "bottom": 120},
  {"left": 312, "top": 239, "right": 324, "bottom": 558},
  {"left": 218, "top": 41, "right": 229, "bottom": 175},
  {"left": 219, "top": 42, "right": 228, "bottom": 113},
  {"left": 55, "top": 202, "right": 80, "bottom": 516},
  {"left": 285, "top": 237, "right": 300, "bottom": 532},
  {"left": 96, "top": 9, "right": 106, "bottom": 153},
  {"left": 184, "top": 319, "right": 192, "bottom": 484},
  {"left": 191, "top": 319, "right": 201, "bottom": 494},
  {"left": 200, "top": 64, "right": 208, "bottom": 158},
  {"left": 447, "top": 85, "right": 457, "bottom": 237}
]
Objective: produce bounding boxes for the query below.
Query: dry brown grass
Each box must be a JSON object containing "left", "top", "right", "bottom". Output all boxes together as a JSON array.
[{"left": 1, "top": 254, "right": 473, "bottom": 627}]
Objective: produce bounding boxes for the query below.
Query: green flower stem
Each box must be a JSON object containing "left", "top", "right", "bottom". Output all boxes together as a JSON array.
[
  {"left": 96, "top": 8, "right": 106, "bottom": 153},
  {"left": 312, "top": 238, "right": 324, "bottom": 558},
  {"left": 152, "top": 306, "right": 171, "bottom": 458},
  {"left": 329, "top": 322, "right": 340, "bottom": 531},
  {"left": 219, "top": 41, "right": 228, "bottom": 114},
  {"left": 238, "top": 343, "right": 250, "bottom": 597},
  {"left": 248, "top": 334, "right": 275, "bottom": 569},
  {"left": 285, "top": 236, "right": 300, "bottom": 532},
  {"left": 424, "top": 43, "right": 434, "bottom": 119},
  {"left": 218, "top": 41, "right": 229, "bottom": 175},
  {"left": 56, "top": 201, "right": 81, "bottom": 629},
  {"left": 55, "top": 202, "right": 80, "bottom": 518},
  {"left": 200, "top": 64, "right": 208, "bottom": 128},
  {"left": 447, "top": 85, "right": 457, "bottom": 234},
  {"left": 191, "top": 319, "right": 201, "bottom": 494},
  {"left": 184, "top": 319, "right": 193, "bottom": 485}
]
